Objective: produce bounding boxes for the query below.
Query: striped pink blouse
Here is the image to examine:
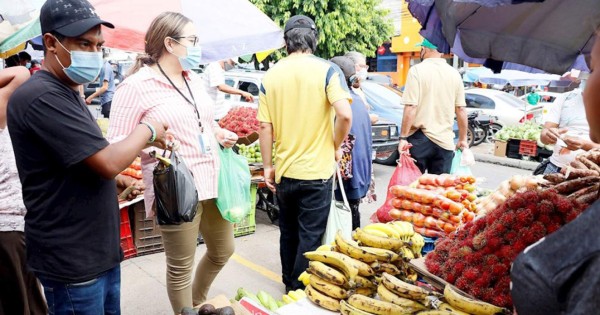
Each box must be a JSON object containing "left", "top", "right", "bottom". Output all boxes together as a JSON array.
[{"left": 107, "top": 65, "right": 221, "bottom": 218}]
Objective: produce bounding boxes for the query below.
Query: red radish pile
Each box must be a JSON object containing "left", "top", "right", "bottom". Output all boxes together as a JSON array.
[
  {"left": 425, "top": 189, "right": 586, "bottom": 308},
  {"left": 379, "top": 174, "right": 478, "bottom": 238},
  {"left": 218, "top": 107, "right": 260, "bottom": 137}
]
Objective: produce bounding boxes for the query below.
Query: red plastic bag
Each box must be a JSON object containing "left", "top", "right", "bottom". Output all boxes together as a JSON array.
[{"left": 373, "top": 152, "right": 422, "bottom": 223}]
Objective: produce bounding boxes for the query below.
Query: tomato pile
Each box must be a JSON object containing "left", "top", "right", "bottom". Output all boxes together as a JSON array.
[
  {"left": 120, "top": 156, "right": 142, "bottom": 179},
  {"left": 380, "top": 174, "right": 478, "bottom": 238}
]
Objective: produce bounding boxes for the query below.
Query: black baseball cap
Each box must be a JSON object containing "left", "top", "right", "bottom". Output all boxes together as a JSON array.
[
  {"left": 284, "top": 15, "right": 317, "bottom": 35},
  {"left": 330, "top": 56, "right": 356, "bottom": 83},
  {"left": 40, "top": 0, "right": 114, "bottom": 37}
]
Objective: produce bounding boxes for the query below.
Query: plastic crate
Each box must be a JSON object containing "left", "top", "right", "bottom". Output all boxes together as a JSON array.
[
  {"left": 537, "top": 146, "right": 553, "bottom": 160},
  {"left": 506, "top": 139, "right": 523, "bottom": 159},
  {"left": 120, "top": 207, "right": 137, "bottom": 259},
  {"left": 234, "top": 184, "right": 257, "bottom": 237},
  {"left": 519, "top": 140, "right": 538, "bottom": 156},
  {"left": 131, "top": 202, "right": 164, "bottom": 256},
  {"left": 421, "top": 236, "right": 437, "bottom": 256}
]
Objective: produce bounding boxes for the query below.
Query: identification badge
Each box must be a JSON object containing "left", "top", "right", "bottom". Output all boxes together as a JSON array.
[{"left": 199, "top": 133, "right": 212, "bottom": 154}]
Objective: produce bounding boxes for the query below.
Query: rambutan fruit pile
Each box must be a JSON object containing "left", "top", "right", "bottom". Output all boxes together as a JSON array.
[
  {"left": 424, "top": 189, "right": 586, "bottom": 308},
  {"left": 218, "top": 107, "right": 260, "bottom": 137}
]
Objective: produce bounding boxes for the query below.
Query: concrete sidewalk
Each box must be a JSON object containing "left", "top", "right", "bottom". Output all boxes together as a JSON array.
[
  {"left": 470, "top": 142, "right": 539, "bottom": 171},
  {"left": 119, "top": 161, "right": 532, "bottom": 314}
]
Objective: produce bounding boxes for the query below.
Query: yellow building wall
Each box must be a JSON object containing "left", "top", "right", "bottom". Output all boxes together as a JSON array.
[{"left": 389, "top": 0, "right": 423, "bottom": 87}]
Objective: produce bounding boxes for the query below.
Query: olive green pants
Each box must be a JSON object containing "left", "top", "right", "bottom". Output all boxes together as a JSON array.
[{"left": 159, "top": 199, "right": 234, "bottom": 313}]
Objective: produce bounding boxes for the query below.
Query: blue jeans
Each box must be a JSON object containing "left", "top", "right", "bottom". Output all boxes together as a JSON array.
[
  {"left": 39, "top": 265, "right": 121, "bottom": 315},
  {"left": 276, "top": 176, "right": 333, "bottom": 290},
  {"left": 543, "top": 161, "right": 561, "bottom": 174}
]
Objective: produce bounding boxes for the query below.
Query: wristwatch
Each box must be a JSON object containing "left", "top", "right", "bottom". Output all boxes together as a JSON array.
[{"left": 399, "top": 136, "right": 408, "bottom": 141}]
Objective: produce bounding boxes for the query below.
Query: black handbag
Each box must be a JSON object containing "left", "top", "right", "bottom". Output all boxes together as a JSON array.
[{"left": 151, "top": 150, "right": 199, "bottom": 225}]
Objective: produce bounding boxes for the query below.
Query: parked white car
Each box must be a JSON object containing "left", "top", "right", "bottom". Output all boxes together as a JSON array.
[
  {"left": 465, "top": 88, "right": 544, "bottom": 127},
  {"left": 518, "top": 91, "right": 565, "bottom": 122}
]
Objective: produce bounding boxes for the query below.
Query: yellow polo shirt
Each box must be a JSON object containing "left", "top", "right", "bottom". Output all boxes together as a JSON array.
[
  {"left": 257, "top": 54, "right": 351, "bottom": 183},
  {"left": 402, "top": 58, "right": 466, "bottom": 150}
]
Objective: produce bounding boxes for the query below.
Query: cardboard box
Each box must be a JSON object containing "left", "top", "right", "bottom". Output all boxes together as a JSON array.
[
  {"left": 237, "top": 132, "right": 259, "bottom": 145},
  {"left": 494, "top": 140, "right": 507, "bottom": 158}
]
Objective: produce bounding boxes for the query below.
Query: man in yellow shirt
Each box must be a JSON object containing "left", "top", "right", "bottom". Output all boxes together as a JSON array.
[
  {"left": 398, "top": 39, "right": 468, "bottom": 174},
  {"left": 257, "top": 15, "right": 352, "bottom": 292}
]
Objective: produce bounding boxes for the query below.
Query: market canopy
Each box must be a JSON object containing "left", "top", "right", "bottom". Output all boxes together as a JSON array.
[
  {"left": 463, "top": 68, "right": 562, "bottom": 87},
  {"left": 407, "top": 0, "right": 600, "bottom": 75},
  {"left": 90, "top": 0, "right": 284, "bottom": 63},
  {"left": 0, "top": 0, "right": 44, "bottom": 55},
  {"left": 1, "top": 0, "right": 284, "bottom": 64}
]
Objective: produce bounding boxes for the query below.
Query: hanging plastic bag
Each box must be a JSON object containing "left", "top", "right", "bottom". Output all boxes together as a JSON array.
[
  {"left": 460, "top": 148, "right": 475, "bottom": 166},
  {"left": 322, "top": 165, "right": 353, "bottom": 245},
  {"left": 216, "top": 146, "right": 252, "bottom": 223},
  {"left": 373, "top": 152, "right": 422, "bottom": 223},
  {"left": 450, "top": 149, "right": 473, "bottom": 175},
  {"left": 152, "top": 150, "right": 199, "bottom": 225}
]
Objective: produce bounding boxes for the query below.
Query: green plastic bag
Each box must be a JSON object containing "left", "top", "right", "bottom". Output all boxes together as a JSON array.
[
  {"left": 216, "top": 146, "right": 252, "bottom": 223},
  {"left": 450, "top": 149, "right": 473, "bottom": 176}
]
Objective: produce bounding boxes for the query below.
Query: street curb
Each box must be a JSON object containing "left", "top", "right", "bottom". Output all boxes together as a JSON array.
[{"left": 474, "top": 153, "right": 538, "bottom": 171}]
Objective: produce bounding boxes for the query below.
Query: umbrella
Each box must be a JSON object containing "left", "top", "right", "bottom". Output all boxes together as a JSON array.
[
  {"left": 0, "top": 0, "right": 45, "bottom": 54},
  {"left": 463, "top": 68, "right": 561, "bottom": 86},
  {"left": 90, "top": 0, "right": 284, "bottom": 63},
  {"left": 407, "top": 0, "right": 600, "bottom": 74}
]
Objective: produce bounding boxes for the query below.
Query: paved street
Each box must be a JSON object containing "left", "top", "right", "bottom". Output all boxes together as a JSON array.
[{"left": 121, "top": 161, "right": 531, "bottom": 314}]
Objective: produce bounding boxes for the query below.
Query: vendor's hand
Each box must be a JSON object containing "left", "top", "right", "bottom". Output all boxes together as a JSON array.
[
  {"left": 241, "top": 92, "right": 254, "bottom": 102},
  {"left": 335, "top": 149, "right": 343, "bottom": 162},
  {"left": 217, "top": 129, "right": 238, "bottom": 148},
  {"left": 456, "top": 139, "right": 469, "bottom": 151},
  {"left": 264, "top": 166, "right": 276, "bottom": 193},
  {"left": 564, "top": 136, "right": 584, "bottom": 151},
  {"left": 165, "top": 132, "right": 181, "bottom": 151},
  {"left": 126, "top": 180, "right": 145, "bottom": 200},
  {"left": 545, "top": 127, "right": 568, "bottom": 144},
  {"left": 85, "top": 97, "right": 93, "bottom": 105},
  {"left": 398, "top": 139, "right": 411, "bottom": 153}
]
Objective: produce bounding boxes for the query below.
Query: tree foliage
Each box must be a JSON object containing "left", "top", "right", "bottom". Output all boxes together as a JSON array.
[{"left": 249, "top": 0, "right": 394, "bottom": 59}]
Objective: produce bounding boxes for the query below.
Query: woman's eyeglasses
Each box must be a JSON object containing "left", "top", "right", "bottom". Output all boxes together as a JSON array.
[{"left": 171, "top": 35, "right": 200, "bottom": 47}]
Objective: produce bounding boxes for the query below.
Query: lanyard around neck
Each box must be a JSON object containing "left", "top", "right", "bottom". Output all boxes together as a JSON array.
[{"left": 157, "top": 62, "right": 202, "bottom": 129}]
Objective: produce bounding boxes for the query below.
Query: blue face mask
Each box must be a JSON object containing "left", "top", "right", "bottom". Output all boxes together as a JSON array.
[
  {"left": 25, "top": 62, "right": 31, "bottom": 69},
  {"left": 54, "top": 38, "right": 104, "bottom": 84},
  {"left": 170, "top": 38, "right": 202, "bottom": 70}
]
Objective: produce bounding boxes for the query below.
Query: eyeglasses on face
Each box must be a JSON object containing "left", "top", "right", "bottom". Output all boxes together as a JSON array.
[{"left": 171, "top": 35, "right": 200, "bottom": 47}]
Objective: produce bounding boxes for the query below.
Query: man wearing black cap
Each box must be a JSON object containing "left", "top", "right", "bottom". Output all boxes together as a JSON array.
[
  {"left": 7, "top": 0, "right": 169, "bottom": 312},
  {"left": 257, "top": 15, "right": 353, "bottom": 291}
]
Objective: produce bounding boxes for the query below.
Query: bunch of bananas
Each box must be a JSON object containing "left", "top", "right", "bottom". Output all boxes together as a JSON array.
[
  {"left": 359, "top": 221, "right": 424, "bottom": 258},
  {"left": 297, "top": 224, "right": 511, "bottom": 315}
]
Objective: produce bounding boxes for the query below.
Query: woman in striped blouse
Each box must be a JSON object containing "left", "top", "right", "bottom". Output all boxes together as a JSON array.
[{"left": 107, "top": 12, "right": 238, "bottom": 313}]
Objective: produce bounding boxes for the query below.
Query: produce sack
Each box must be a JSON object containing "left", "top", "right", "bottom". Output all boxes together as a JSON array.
[
  {"left": 216, "top": 146, "right": 252, "bottom": 223},
  {"left": 373, "top": 152, "right": 422, "bottom": 222},
  {"left": 323, "top": 165, "right": 352, "bottom": 245},
  {"left": 450, "top": 149, "right": 473, "bottom": 176},
  {"left": 153, "top": 150, "right": 199, "bottom": 225}
]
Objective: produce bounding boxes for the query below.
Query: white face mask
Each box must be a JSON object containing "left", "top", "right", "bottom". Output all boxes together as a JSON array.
[{"left": 358, "top": 68, "right": 368, "bottom": 81}]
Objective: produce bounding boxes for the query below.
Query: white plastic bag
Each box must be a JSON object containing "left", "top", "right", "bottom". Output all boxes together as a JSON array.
[
  {"left": 460, "top": 148, "right": 476, "bottom": 166},
  {"left": 322, "top": 166, "right": 352, "bottom": 245}
]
